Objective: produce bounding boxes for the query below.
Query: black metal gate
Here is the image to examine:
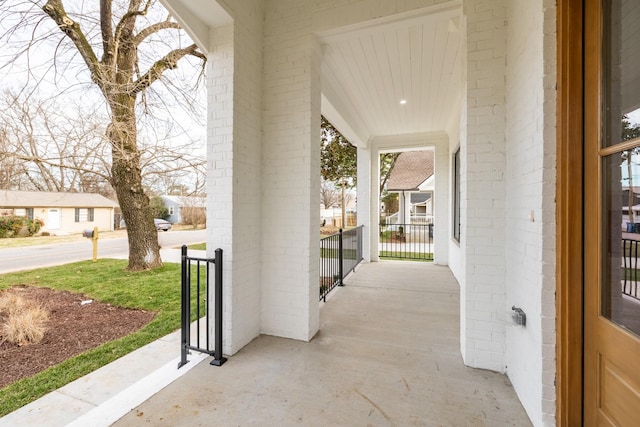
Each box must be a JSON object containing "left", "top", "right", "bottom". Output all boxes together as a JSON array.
[
  {"left": 379, "top": 223, "right": 434, "bottom": 261},
  {"left": 178, "top": 245, "right": 226, "bottom": 368}
]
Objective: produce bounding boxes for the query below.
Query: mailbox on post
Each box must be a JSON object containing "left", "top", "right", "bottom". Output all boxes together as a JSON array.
[{"left": 82, "top": 226, "right": 99, "bottom": 261}]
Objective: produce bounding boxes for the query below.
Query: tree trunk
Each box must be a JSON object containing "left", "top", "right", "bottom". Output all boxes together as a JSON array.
[{"left": 108, "top": 95, "right": 162, "bottom": 271}]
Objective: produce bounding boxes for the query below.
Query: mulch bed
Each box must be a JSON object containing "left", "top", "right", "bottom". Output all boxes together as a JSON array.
[{"left": 0, "top": 285, "right": 155, "bottom": 389}]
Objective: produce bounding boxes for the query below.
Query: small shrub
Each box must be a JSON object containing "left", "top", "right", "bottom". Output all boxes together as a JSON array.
[
  {"left": 181, "top": 206, "right": 206, "bottom": 228},
  {"left": 0, "top": 292, "right": 50, "bottom": 346},
  {"left": 0, "top": 292, "right": 26, "bottom": 316},
  {"left": 1, "top": 308, "right": 49, "bottom": 346},
  {"left": 27, "top": 218, "right": 44, "bottom": 236},
  {"left": 0, "top": 216, "right": 43, "bottom": 238},
  {"left": 149, "top": 196, "right": 169, "bottom": 220}
]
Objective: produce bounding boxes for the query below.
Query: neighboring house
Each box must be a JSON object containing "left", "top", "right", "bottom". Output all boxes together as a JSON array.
[
  {"left": 622, "top": 186, "right": 640, "bottom": 206},
  {"left": 162, "top": 1, "right": 635, "bottom": 424},
  {"left": 386, "top": 151, "right": 434, "bottom": 224},
  {"left": 0, "top": 190, "right": 118, "bottom": 235},
  {"left": 160, "top": 195, "right": 206, "bottom": 224}
]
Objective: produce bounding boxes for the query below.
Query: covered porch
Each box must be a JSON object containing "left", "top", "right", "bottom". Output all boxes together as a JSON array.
[
  {"left": 114, "top": 261, "right": 531, "bottom": 425},
  {"left": 160, "top": 0, "right": 556, "bottom": 424}
]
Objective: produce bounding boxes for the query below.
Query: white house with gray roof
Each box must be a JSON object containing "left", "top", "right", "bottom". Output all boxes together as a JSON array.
[
  {"left": 386, "top": 150, "right": 435, "bottom": 225},
  {"left": 0, "top": 190, "right": 118, "bottom": 235},
  {"left": 160, "top": 195, "right": 206, "bottom": 224}
]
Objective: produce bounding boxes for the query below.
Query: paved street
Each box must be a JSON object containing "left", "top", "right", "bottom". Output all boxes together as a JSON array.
[{"left": 0, "top": 229, "right": 207, "bottom": 273}]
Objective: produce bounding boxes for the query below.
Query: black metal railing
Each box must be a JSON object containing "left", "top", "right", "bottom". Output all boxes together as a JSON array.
[
  {"left": 178, "top": 245, "right": 226, "bottom": 368},
  {"left": 622, "top": 238, "right": 640, "bottom": 300},
  {"left": 319, "top": 226, "right": 364, "bottom": 301},
  {"left": 379, "top": 223, "right": 434, "bottom": 261}
]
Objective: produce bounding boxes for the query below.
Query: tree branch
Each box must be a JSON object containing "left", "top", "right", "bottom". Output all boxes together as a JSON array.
[
  {"left": 42, "top": 0, "right": 104, "bottom": 90},
  {"left": 130, "top": 44, "right": 205, "bottom": 95},
  {"left": 133, "top": 21, "right": 182, "bottom": 46},
  {"left": 113, "top": 0, "right": 149, "bottom": 45},
  {"left": 0, "top": 150, "right": 111, "bottom": 183},
  {"left": 100, "top": 0, "right": 113, "bottom": 65}
]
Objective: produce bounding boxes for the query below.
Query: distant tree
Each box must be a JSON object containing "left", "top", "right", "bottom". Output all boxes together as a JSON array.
[
  {"left": 179, "top": 196, "right": 205, "bottom": 228},
  {"left": 379, "top": 152, "right": 400, "bottom": 194},
  {"left": 0, "top": 90, "right": 112, "bottom": 193},
  {"left": 149, "top": 196, "right": 168, "bottom": 220},
  {"left": 321, "top": 116, "right": 357, "bottom": 185},
  {"left": 381, "top": 192, "right": 399, "bottom": 216},
  {"left": 321, "top": 116, "right": 356, "bottom": 226},
  {"left": 320, "top": 179, "right": 340, "bottom": 209}
]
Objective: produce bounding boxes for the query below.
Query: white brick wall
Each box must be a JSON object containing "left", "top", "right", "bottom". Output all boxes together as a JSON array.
[
  {"left": 504, "top": 1, "right": 556, "bottom": 426},
  {"left": 461, "top": 0, "right": 507, "bottom": 372},
  {"left": 261, "top": 2, "right": 322, "bottom": 340},
  {"left": 357, "top": 146, "right": 372, "bottom": 262},
  {"left": 207, "top": 0, "right": 264, "bottom": 355}
]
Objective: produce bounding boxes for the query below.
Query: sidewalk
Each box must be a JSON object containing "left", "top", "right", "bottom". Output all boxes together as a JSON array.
[
  {"left": 0, "top": 249, "right": 208, "bottom": 427},
  {"left": 0, "top": 328, "right": 208, "bottom": 427}
]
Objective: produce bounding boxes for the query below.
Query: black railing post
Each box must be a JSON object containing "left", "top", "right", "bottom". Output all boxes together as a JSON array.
[
  {"left": 338, "top": 228, "right": 344, "bottom": 286},
  {"left": 358, "top": 225, "right": 363, "bottom": 263},
  {"left": 211, "top": 248, "right": 227, "bottom": 366},
  {"left": 178, "top": 245, "right": 189, "bottom": 368}
]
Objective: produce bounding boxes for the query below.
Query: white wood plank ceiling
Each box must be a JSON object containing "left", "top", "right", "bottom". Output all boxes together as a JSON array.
[
  {"left": 163, "top": 0, "right": 463, "bottom": 146},
  {"left": 319, "top": 4, "right": 463, "bottom": 146}
]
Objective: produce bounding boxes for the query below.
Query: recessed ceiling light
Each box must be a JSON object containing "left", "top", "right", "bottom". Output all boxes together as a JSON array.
[{"left": 400, "top": 99, "right": 407, "bottom": 105}]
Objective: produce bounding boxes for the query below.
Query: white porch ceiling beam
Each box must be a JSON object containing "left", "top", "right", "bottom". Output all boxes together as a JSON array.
[{"left": 161, "top": 0, "right": 233, "bottom": 54}]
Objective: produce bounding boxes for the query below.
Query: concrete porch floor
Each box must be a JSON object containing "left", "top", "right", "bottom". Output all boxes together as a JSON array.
[{"left": 114, "top": 261, "right": 532, "bottom": 426}]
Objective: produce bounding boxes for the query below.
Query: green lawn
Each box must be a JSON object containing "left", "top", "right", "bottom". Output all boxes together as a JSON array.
[
  {"left": 187, "top": 242, "right": 206, "bottom": 251},
  {"left": 379, "top": 251, "right": 433, "bottom": 262},
  {"left": 0, "top": 259, "right": 198, "bottom": 417},
  {"left": 320, "top": 247, "right": 358, "bottom": 260},
  {"left": 624, "top": 267, "right": 640, "bottom": 281}
]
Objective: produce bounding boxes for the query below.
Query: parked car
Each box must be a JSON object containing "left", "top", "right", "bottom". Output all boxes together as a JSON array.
[
  {"left": 154, "top": 218, "right": 172, "bottom": 231},
  {"left": 119, "top": 218, "right": 172, "bottom": 231}
]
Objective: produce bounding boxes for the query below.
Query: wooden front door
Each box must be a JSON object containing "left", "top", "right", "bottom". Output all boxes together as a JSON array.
[{"left": 584, "top": 0, "right": 640, "bottom": 425}]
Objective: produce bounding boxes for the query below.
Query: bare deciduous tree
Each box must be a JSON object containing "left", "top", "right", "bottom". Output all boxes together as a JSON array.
[
  {"left": 179, "top": 195, "right": 205, "bottom": 228},
  {"left": 0, "top": 89, "right": 206, "bottom": 200},
  {"left": 0, "top": 90, "right": 113, "bottom": 194},
  {"left": 0, "top": 0, "right": 206, "bottom": 270},
  {"left": 320, "top": 179, "right": 340, "bottom": 209}
]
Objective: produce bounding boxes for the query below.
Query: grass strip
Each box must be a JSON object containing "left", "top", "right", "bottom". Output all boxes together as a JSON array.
[
  {"left": 0, "top": 259, "right": 194, "bottom": 417},
  {"left": 379, "top": 251, "right": 433, "bottom": 262},
  {"left": 186, "top": 242, "right": 206, "bottom": 251}
]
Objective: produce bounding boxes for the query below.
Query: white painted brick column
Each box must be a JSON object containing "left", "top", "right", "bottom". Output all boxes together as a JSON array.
[
  {"left": 206, "top": 0, "right": 264, "bottom": 355},
  {"left": 461, "top": 0, "right": 507, "bottom": 372},
  {"left": 261, "top": 6, "right": 322, "bottom": 340},
  {"left": 433, "top": 138, "right": 450, "bottom": 265},
  {"left": 357, "top": 146, "right": 372, "bottom": 262}
]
